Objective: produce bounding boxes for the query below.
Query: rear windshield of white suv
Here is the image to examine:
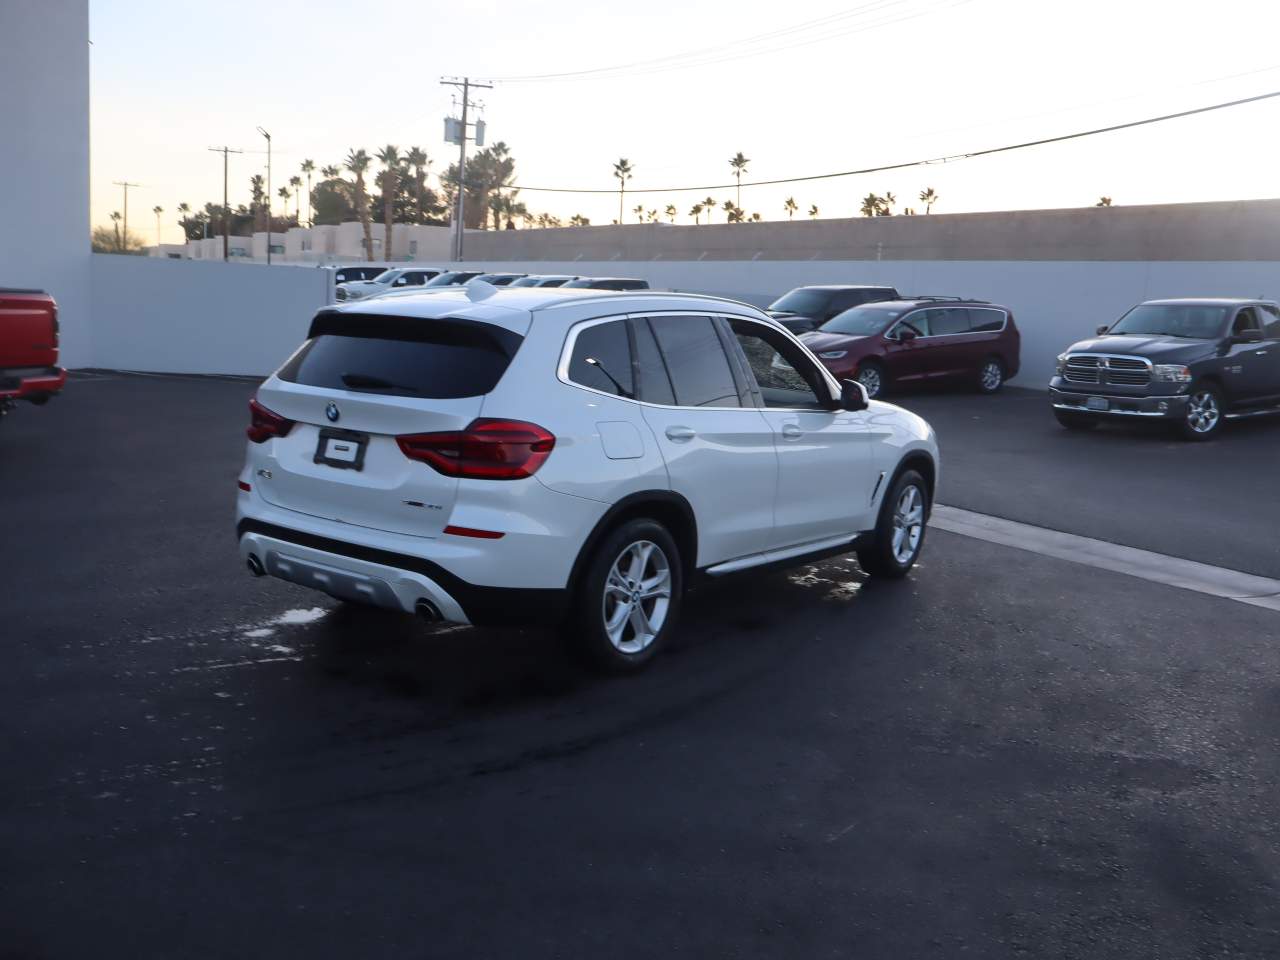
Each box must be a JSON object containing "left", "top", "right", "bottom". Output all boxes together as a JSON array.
[{"left": 278, "top": 313, "right": 523, "bottom": 399}]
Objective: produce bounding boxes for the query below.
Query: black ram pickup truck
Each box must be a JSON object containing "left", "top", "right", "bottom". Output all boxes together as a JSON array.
[{"left": 1049, "top": 298, "right": 1280, "bottom": 440}]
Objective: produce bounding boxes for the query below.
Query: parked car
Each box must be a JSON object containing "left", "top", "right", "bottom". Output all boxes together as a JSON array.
[
  {"left": 1050, "top": 298, "right": 1280, "bottom": 440},
  {"left": 561, "top": 277, "right": 650, "bottom": 291},
  {"left": 767, "top": 285, "right": 901, "bottom": 334},
  {"left": 368, "top": 271, "right": 524, "bottom": 301},
  {"left": 237, "top": 288, "right": 938, "bottom": 671},
  {"left": 333, "top": 266, "right": 389, "bottom": 284},
  {"left": 421, "top": 270, "right": 484, "bottom": 288},
  {"left": 800, "top": 297, "right": 1020, "bottom": 398},
  {"left": 510, "top": 275, "right": 577, "bottom": 288},
  {"left": 1, "top": 288, "right": 66, "bottom": 421},
  {"left": 472, "top": 273, "right": 526, "bottom": 286},
  {"left": 335, "top": 267, "right": 441, "bottom": 301}
]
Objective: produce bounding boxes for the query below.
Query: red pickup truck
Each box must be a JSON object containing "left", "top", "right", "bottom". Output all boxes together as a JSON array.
[{"left": 0, "top": 288, "right": 66, "bottom": 420}]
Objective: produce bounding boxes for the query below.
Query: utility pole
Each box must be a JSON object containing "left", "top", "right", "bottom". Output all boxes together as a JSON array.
[
  {"left": 208, "top": 146, "right": 243, "bottom": 261},
  {"left": 256, "top": 127, "right": 272, "bottom": 264},
  {"left": 113, "top": 181, "right": 140, "bottom": 249},
  {"left": 440, "top": 76, "right": 492, "bottom": 262}
]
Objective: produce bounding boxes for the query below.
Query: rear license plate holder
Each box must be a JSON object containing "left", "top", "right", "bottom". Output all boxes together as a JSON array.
[
  {"left": 1085, "top": 396, "right": 1109, "bottom": 412},
  {"left": 314, "top": 428, "right": 369, "bottom": 471}
]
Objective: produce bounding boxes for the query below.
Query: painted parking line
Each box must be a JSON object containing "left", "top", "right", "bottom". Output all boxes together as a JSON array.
[{"left": 931, "top": 504, "right": 1280, "bottom": 613}]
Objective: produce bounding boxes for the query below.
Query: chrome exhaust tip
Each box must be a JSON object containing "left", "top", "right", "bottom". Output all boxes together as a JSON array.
[
  {"left": 246, "top": 555, "right": 265, "bottom": 577},
  {"left": 415, "top": 598, "right": 442, "bottom": 623}
]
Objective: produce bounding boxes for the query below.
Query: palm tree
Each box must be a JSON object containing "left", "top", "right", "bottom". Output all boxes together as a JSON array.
[
  {"left": 632, "top": 203, "right": 645, "bottom": 223},
  {"left": 808, "top": 204, "right": 819, "bottom": 220},
  {"left": 665, "top": 203, "right": 678, "bottom": 223},
  {"left": 728, "top": 206, "right": 745, "bottom": 224},
  {"left": 321, "top": 164, "right": 339, "bottom": 179},
  {"left": 646, "top": 208, "right": 660, "bottom": 223},
  {"left": 783, "top": 197, "right": 798, "bottom": 220},
  {"left": 860, "top": 194, "right": 881, "bottom": 217},
  {"left": 151, "top": 205, "right": 164, "bottom": 245},
  {"left": 569, "top": 214, "right": 590, "bottom": 226},
  {"left": 344, "top": 148, "right": 374, "bottom": 260},
  {"left": 919, "top": 187, "right": 938, "bottom": 214},
  {"left": 277, "top": 184, "right": 291, "bottom": 227},
  {"left": 613, "top": 158, "right": 633, "bottom": 225},
  {"left": 177, "top": 201, "right": 191, "bottom": 239},
  {"left": 375, "top": 145, "right": 400, "bottom": 259},
  {"left": 750, "top": 212, "right": 762, "bottom": 222},
  {"left": 722, "top": 199, "right": 735, "bottom": 223},
  {"left": 109, "top": 211, "right": 122, "bottom": 250},
  {"left": 880, "top": 192, "right": 896, "bottom": 216},
  {"left": 300, "top": 160, "right": 315, "bottom": 225},
  {"left": 690, "top": 202, "right": 703, "bottom": 224},
  {"left": 289, "top": 175, "right": 302, "bottom": 223},
  {"left": 1097, "top": 196, "right": 1113, "bottom": 207},
  {"left": 404, "top": 147, "right": 430, "bottom": 224},
  {"left": 250, "top": 173, "right": 266, "bottom": 230},
  {"left": 729, "top": 152, "right": 750, "bottom": 209},
  {"left": 702, "top": 196, "right": 716, "bottom": 220}
]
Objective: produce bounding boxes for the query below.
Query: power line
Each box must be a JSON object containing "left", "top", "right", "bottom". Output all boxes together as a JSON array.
[
  {"left": 511, "top": 88, "right": 1280, "bottom": 195},
  {"left": 491, "top": 0, "right": 919, "bottom": 82}
]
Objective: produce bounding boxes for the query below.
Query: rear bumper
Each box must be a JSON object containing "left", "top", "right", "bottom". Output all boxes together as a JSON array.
[
  {"left": 0, "top": 365, "right": 65, "bottom": 400},
  {"left": 237, "top": 519, "right": 569, "bottom": 626},
  {"left": 1049, "top": 386, "right": 1188, "bottom": 419}
]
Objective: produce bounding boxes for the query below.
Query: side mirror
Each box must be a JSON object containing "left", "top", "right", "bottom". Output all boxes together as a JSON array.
[
  {"left": 839, "top": 379, "right": 869, "bottom": 411},
  {"left": 1233, "top": 327, "right": 1264, "bottom": 343},
  {"left": 1096, "top": 324, "right": 1110, "bottom": 336}
]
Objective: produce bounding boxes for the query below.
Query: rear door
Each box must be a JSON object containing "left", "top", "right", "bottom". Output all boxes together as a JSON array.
[
  {"left": 252, "top": 313, "right": 524, "bottom": 538},
  {"left": 920, "top": 306, "right": 983, "bottom": 379},
  {"left": 632, "top": 314, "right": 779, "bottom": 565}
]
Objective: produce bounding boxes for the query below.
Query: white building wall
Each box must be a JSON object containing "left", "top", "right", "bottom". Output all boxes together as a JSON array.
[
  {"left": 0, "top": 0, "right": 91, "bottom": 366},
  {"left": 90, "top": 256, "right": 333, "bottom": 376}
]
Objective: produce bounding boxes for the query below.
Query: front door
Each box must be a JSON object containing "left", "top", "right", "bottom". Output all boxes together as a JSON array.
[
  {"left": 633, "top": 314, "right": 779, "bottom": 566},
  {"left": 725, "top": 317, "right": 877, "bottom": 546},
  {"left": 881, "top": 309, "right": 933, "bottom": 384}
]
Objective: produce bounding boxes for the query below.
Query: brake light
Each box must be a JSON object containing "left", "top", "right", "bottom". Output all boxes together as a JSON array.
[
  {"left": 397, "top": 418, "right": 556, "bottom": 480},
  {"left": 246, "top": 397, "right": 295, "bottom": 443}
]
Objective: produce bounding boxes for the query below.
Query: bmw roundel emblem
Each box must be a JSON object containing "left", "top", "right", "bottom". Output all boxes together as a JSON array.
[{"left": 325, "top": 401, "right": 340, "bottom": 423}]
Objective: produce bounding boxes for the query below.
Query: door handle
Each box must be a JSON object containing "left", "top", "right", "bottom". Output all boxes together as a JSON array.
[
  {"left": 1255, "top": 350, "right": 1269, "bottom": 356},
  {"left": 664, "top": 425, "right": 696, "bottom": 442},
  {"left": 781, "top": 424, "right": 804, "bottom": 440}
]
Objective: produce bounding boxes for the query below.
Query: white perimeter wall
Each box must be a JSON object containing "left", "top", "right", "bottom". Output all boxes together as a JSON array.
[
  {"left": 459, "top": 259, "right": 1280, "bottom": 385},
  {"left": 0, "top": 0, "right": 91, "bottom": 366},
  {"left": 91, "top": 256, "right": 333, "bottom": 375}
]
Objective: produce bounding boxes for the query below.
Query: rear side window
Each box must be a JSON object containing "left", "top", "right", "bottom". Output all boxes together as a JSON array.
[
  {"left": 969, "top": 308, "right": 1006, "bottom": 332},
  {"left": 567, "top": 320, "right": 634, "bottom": 398},
  {"left": 1261, "top": 304, "right": 1280, "bottom": 338},
  {"left": 280, "top": 314, "right": 522, "bottom": 400},
  {"left": 631, "top": 318, "right": 676, "bottom": 405},
  {"left": 929, "top": 308, "right": 972, "bottom": 336},
  {"left": 646, "top": 316, "right": 741, "bottom": 407}
]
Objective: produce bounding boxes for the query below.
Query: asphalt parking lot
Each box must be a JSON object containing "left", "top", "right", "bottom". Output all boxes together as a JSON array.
[{"left": 3, "top": 373, "right": 1279, "bottom": 958}]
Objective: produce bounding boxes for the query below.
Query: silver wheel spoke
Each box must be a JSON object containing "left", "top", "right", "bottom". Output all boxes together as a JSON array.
[
  {"left": 602, "top": 539, "right": 671, "bottom": 654},
  {"left": 628, "top": 603, "right": 653, "bottom": 639},
  {"left": 639, "top": 570, "right": 671, "bottom": 599}
]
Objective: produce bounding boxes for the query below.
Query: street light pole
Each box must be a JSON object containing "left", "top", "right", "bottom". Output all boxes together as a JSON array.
[{"left": 257, "top": 127, "right": 272, "bottom": 264}]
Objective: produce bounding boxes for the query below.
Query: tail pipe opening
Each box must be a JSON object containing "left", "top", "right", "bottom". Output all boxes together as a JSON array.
[{"left": 246, "top": 554, "right": 265, "bottom": 577}]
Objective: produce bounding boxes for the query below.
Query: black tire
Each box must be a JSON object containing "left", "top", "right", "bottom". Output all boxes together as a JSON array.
[
  {"left": 1174, "top": 382, "right": 1225, "bottom": 441},
  {"left": 856, "top": 360, "right": 887, "bottom": 400},
  {"left": 856, "top": 469, "right": 929, "bottom": 579},
  {"left": 976, "top": 356, "right": 1005, "bottom": 394},
  {"left": 567, "top": 518, "right": 683, "bottom": 673},
  {"left": 1054, "top": 409, "right": 1099, "bottom": 431}
]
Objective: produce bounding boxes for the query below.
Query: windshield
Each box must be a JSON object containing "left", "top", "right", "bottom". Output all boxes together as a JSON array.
[
  {"left": 509, "top": 277, "right": 540, "bottom": 287},
  {"left": 769, "top": 289, "right": 833, "bottom": 316},
  {"left": 372, "top": 270, "right": 400, "bottom": 284},
  {"left": 1108, "top": 303, "right": 1230, "bottom": 339},
  {"left": 819, "top": 305, "right": 903, "bottom": 337},
  {"left": 424, "top": 271, "right": 477, "bottom": 287}
]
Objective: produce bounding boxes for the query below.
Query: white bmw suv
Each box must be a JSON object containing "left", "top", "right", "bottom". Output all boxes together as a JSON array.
[{"left": 237, "top": 286, "right": 939, "bottom": 671}]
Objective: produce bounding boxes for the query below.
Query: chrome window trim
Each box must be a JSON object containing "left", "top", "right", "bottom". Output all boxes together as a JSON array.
[
  {"left": 556, "top": 310, "right": 844, "bottom": 413},
  {"left": 886, "top": 306, "right": 1009, "bottom": 341}
]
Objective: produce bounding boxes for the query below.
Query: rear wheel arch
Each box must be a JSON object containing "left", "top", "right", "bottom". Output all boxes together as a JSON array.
[{"left": 569, "top": 491, "right": 698, "bottom": 595}]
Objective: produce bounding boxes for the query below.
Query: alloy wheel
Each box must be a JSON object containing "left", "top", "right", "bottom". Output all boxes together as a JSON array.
[
  {"left": 891, "top": 484, "right": 925, "bottom": 565},
  {"left": 1186, "top": 390, "right": 1220, "bottom": 434},
  {"left": 602, "top": 540, "right": 672, "bottom": 654},
  {"left": 857, "top": 366, "right": 883, "bottom": 399},
  {"left": 981, "top": 360, "right": 1003, "bottom": 391}
]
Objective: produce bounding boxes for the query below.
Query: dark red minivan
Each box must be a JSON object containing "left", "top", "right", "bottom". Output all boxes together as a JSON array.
[{"left": 799, "top": 297, "right": 1020, "bottom": 398}]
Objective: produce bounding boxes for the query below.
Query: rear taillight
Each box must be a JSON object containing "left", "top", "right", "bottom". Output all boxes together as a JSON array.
[
  {"left": 397, "top": 418, "right": 556, "bottom": 480},
  {"left": 246, "top": 397, "right": 295, "bottom": 443},
  {"left": 50, "top": 302, "right": 59, "bottom": 347}
]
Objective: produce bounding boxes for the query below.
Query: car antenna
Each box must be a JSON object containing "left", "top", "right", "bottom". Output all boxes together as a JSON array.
[
  {"left": 465, "top": 279, "right": 498, "bottom": 302},
  {"left": 584, "top": 357, "right": 633, "bottom": 398}
]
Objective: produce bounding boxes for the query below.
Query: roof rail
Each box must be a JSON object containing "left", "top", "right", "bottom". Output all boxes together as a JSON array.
[{"left": 900, "top": 295, "right": 990, "bottom": 303}]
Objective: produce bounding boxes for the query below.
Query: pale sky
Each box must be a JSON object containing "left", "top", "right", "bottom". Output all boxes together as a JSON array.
[{"left": 90, "top": 0, "right": 1280, "bottom": 247}]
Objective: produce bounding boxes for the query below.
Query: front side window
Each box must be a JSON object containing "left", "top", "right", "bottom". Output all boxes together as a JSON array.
[
  {"left": 890, "top": 310, "right": 932, "bottom": 339},
  {"left": 1233, "top": 307, "right": 1261, "bottom": 334},
  {"left": 728, "top": 319, "right": 827, "bottom": 409},
  {"left": 567, "top": 320, "right": 634, "bottom": 398},
  {"left": 820, "top": 305, "right": 903, "bottom": 337},
  {"left": 646, "top": 316, "right": 741, "bottom": 408}
]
